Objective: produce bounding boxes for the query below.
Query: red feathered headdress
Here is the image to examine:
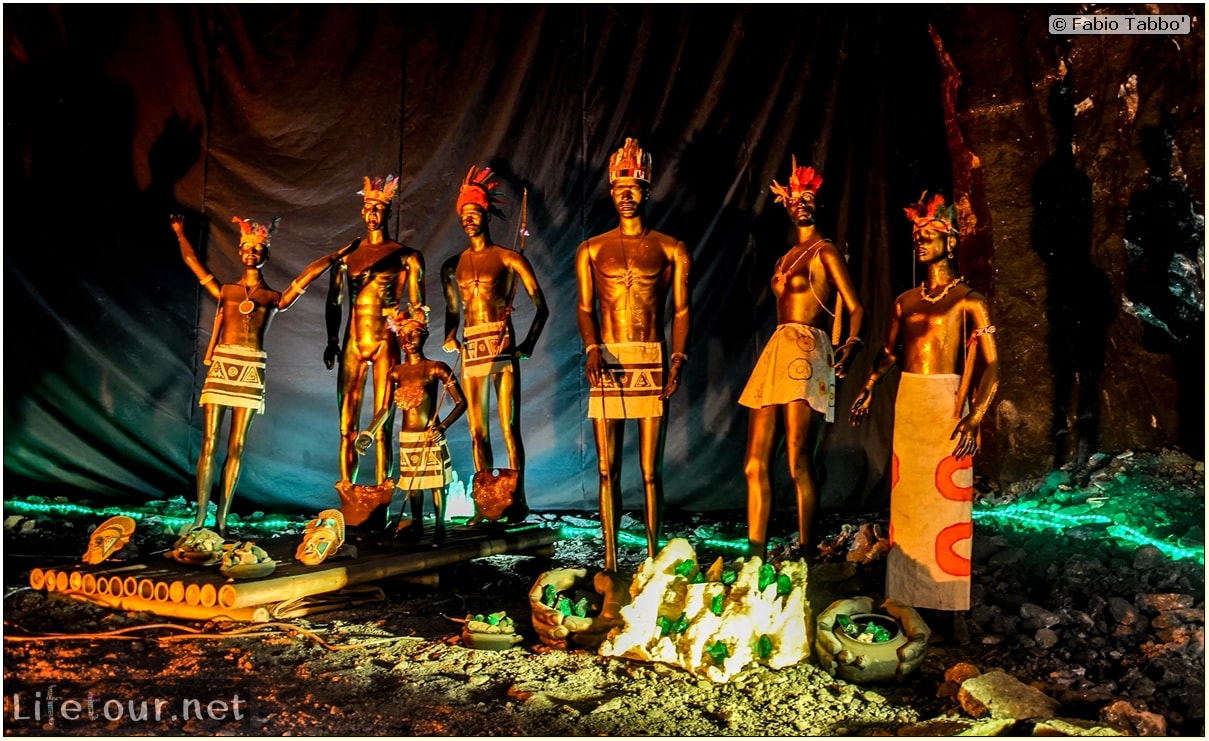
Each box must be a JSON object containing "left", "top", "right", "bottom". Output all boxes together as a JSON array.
[
  {"left": 359, "top": 175, "right": 399, "bottom": 205},
  {"left": 456, "top": 165, "right": 506, "bottom": 218},
  {"left": 769, "top": 155, "right": 823, "bottom": 205},
  {"left": 385, "top": 303, "right": 430, "bottom": 338},
  {"left": 904, "top": 191, "right": 959, "bottom": 235},
  {"left": 231, "top": 215, "right": 279, "bottom": 245}
]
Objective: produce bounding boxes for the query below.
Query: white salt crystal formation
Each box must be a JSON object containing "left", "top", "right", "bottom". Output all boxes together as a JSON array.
[{"left": 599, "top": 537, "right": 811, "bottom": 683}]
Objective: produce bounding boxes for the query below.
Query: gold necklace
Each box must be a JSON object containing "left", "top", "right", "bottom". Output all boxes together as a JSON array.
[
  {"left": 238, "top": 278, "right": 262, "bottom": 315},
  {"left": 774, "top": 238, "right": 825, "bottom": 283},
  {"left": 919, "top": 275, "right": 964, "bottom": 304}
]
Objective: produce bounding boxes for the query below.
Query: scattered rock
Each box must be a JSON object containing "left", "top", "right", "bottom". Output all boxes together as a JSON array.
[
  {"left": 958, "top": 670, "right": 1061, "bottom": 720},
  {"left": 1101, "top": 699, "right": 1168, "bottom": 736}
]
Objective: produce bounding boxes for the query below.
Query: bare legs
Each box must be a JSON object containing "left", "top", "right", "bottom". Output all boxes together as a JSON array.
[
  {"left": 394, "top": 487, "right": 446, "bottom": 546},
  {"left": 193, "top": 404, "right": 255, "bottom": 538},
  {"left": 337, "top": 349, "right": 397, "bottom": 485},
  {"left": 745, "top": 400, "right": 823, "bottom": 559},
  {"left": 466, "top": 363, "right": 529, "bottom": 520},
  {"left": 592, "top": 415, "right": 667, "bottom": 572}
]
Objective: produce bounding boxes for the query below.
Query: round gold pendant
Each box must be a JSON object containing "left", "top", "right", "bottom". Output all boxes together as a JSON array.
[{"left": 238, "top": 300, "right": 255, "bottom": 315}]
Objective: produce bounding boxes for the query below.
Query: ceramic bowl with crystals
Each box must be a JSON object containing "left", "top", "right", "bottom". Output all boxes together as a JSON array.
[{"left": 815, "top": 597, "right": 930, "bottom": 684}]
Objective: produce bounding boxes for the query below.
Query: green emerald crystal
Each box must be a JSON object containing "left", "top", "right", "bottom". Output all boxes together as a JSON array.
[
  {"left": 757, "top": 634, "right": 774, "bottom": 659},
  {"left": 710, "top": 593, "right": 724, "bottom": 615},
  {"left": 706, "top": 640, "right": 729, "bottom": 664},
  {"left": 862, "top": 623, "right": 892, "bottom": 642},
  {"left": 572, "top": 596, "right": 591, "bottom": 618},
  {"left": 670, "top": 613, "right": 689, "bottom": 634},
  {"left": 674, "top": 559, "right": 696, "bottom": 577},
  {"left": 836, "top": 614, "right": 860, "bottom": 637},
  {"left": 776, "top": 573, "right": 792, "bottom": 596},
  {"left": 758, "top": 563, "right": 776, "bottom": 591}
]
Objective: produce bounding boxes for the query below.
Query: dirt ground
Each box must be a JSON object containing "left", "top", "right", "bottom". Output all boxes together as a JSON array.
[{"left": 2, "top": 449, "right": 1204, "bottom": 736}]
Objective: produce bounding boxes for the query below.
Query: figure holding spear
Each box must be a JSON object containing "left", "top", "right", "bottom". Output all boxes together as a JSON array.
[{"left": 440, "top": 167, "right": 548, "bottom": 523}]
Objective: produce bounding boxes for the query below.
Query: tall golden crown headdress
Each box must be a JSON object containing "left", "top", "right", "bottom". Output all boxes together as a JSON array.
[
  {"left": 769, "top": 155, "right": 823, "bottom": 206},
  {"left": 904, "top": 191, "right": 959, "bottom": 235},
  {"left": 608, "top": 138, "right": 652, "bottom": 184},
  {"left": 359, "top": 175, "right": 400, "bottom": 205},
  {"left": 231, "top": 215, "right": 279, "bottom": 245},
  {"left": 456, "top": 165, "right": 506, "bottom": 218}
]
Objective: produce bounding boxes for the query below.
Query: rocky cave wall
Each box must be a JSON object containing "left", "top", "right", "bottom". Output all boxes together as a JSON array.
[{"left": 936, "top": 6, "right": 1204, "bottom": 484}]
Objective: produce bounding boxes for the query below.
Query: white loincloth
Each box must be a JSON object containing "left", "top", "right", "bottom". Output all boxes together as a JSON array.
[
  {"left": 200, "top": 344, "right": 267, "bottom": 414},
  {"left": 588, "top": 342, "right": 665, "bottom": 420},
  {"left": 461, "top": 321, "right": 513, "bottom": 378},
  {"left": 396, "top": 431, "right": 453, "bottom": 490},
  {"left": 886, "top": 372, "right": 973, "bottom": 611}
]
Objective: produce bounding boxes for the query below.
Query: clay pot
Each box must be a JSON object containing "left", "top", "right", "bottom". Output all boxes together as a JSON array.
[
  {"left": 815, "top": 597, "right": 929, "bottom": 684},
  {"left": 529, "top": 568, "right": 624, "bottom": 650},
  {"left": 829, "top": 613, "right": 908, "bottom": 683}
]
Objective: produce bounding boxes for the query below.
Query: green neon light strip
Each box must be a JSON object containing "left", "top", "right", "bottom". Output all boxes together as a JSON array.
[
  {"left": 4, "top": 500, "right": 554, "bottom": 538},
  {"left": 556, "top": 524, "right": 751, "bottom": 554},
  {"left": 973, "top": 507, "right": 1203, "bottom": 565},
  {"left": 9, "top": 499, "right": 1198, "bottom": 565},
  {"left": 4, "top": 499, "right": 303, "bottom": 533},
  {"left": 1107, "top": 524, "right": 1205, "bottom": 563}
]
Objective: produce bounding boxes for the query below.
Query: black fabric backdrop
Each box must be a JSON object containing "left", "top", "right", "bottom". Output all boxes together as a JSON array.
[{"left": 5, "top": 5, "right": 954, "bottom": 516}]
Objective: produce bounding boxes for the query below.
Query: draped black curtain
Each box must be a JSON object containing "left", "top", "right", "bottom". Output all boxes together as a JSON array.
[{"left": 5, "top": 5, "right": 950, "bottom": 515}]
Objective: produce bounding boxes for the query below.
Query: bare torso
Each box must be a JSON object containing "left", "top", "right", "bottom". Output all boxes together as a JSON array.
[
  {"left": 579, "top": 227, "right": 685, "bottom": 344},
  {"left": 215, "top": 282, "right": 281, "bottom": 350},
  {"left": 390, "top": 359, "right": 451, "bottom": 432},
  {"left": 771, "top": 237, "right": 839, "bottom": 330},
  {"left": 895, "top": 284, "right": 988, "bottom": 375},
  {"left": 342, "top": 242, "right": 421, "bottom": 361},
  {"left": 453, "top": 245, "right": 518, "bottom": 329}
]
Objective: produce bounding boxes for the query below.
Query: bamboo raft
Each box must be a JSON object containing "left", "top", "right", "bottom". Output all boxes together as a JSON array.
[{"left": 28, "top": 522, "right": 561, "bottom": 622}]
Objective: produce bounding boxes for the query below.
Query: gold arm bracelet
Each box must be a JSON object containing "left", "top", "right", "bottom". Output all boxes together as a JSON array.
[
  {"left": 585, "top": 344, "right": 601, "bottom": 354},
  {"left": 199, "top": 273, "right": 215, "bottom": 286},
  {"left": 670, "top": 352, "right": 688, "bottom": 364},
  {"left": 290, "top": 279, "right": 307, "bottom": 294}
]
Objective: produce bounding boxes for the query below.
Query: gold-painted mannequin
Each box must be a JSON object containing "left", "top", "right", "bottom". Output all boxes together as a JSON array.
[
  {"left": 849, "top": 192, "right": 999, "bottom": 622},
  {"left": 848, "top": 194, "right": 999, "bottom": 456},
  {"left": 171, "top": 214, "right": 348, "bottom": 538},
  {"left": 440, "top": 167, "right": 548, "bottom": 522},
  {"left": 325, "top": 176, "right": 426, "bottom": 503},
  {"left": 575, "top": 139, "right": 691, "bottom": 572},
  {"left": 358, "top": 312, "right": 467, "bottom": 547},
  {"left": 741, "top": 160, "right": 864, "bottom": 560}
]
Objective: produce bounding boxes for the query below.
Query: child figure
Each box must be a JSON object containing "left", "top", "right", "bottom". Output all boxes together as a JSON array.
[{"left": 357, "top": 310, "right": 467, "bottom": 546}]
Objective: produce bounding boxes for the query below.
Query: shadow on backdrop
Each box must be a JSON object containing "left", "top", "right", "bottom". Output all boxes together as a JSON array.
[
  {"left": 1124, "top": 116, "right": 1206, "bottom": 458},
  {"left": 1031, "top": 63, "right": 1114, "bottom": 466}
]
